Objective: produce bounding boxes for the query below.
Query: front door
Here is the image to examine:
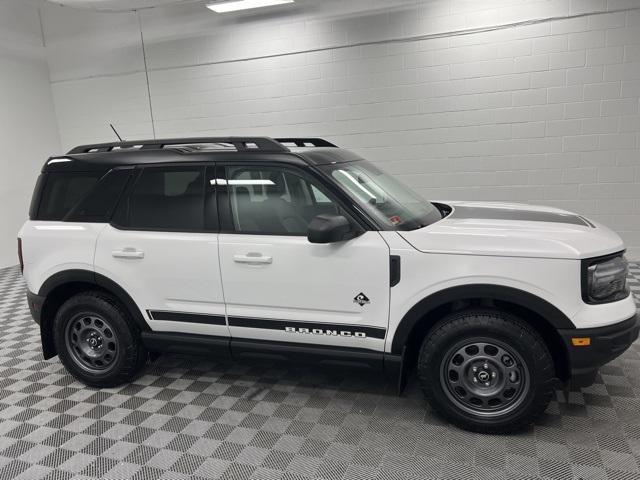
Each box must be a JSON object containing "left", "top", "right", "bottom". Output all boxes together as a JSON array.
[{"left": 216, "top": 163, "right": 390, "bottom": 353}]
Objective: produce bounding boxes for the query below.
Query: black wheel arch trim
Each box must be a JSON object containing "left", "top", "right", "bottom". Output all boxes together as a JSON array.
[
  {"left": 38, "top": 269, "right": 94, "bottom": 297},
  {"left": 391, "top": 284, "right": 575, "bottom": 354},
  {"left": 38, "top": 269, "right": 150, "bottom": 333}
]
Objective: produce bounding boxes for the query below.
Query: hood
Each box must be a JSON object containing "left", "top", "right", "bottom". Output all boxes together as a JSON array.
[{"left": 398, "top": 201, "right": 625, "bottom": 260}]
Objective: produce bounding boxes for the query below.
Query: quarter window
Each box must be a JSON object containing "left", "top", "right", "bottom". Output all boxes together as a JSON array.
[
  {"left": 225, "top": 166, "right": 340, "bottom": 235},
  {"left": 36, "top": 171, "right": 104, "bottom": 221}
]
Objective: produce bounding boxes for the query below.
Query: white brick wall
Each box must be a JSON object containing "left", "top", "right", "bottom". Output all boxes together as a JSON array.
[{"left": 40, "top": 0, "right": 640, "bottom": 259}]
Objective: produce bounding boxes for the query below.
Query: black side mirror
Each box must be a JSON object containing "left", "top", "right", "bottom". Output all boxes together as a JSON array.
[{"left": 307, "top": 214, "right": 354, "bottom": 244}]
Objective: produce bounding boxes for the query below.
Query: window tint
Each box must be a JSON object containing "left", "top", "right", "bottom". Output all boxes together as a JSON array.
[
  {"left": 66, "top": 169, "right": 132, "bottom": 222},
  {"left": 37, "top": 172, "right": 104, "bottom": 221},
  {"left": 226, "top": 166, "right": 340, "bottom": 235},
  {"left": 121, "top": 166, "right": 205, "bottom": 231},
  {"left": 29, "top": 174, "right": 46, "bottom": 220}
]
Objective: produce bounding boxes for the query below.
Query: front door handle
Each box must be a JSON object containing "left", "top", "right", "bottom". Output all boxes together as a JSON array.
[
  {"left": 112, "top": 248, "right": 145, "bottom": 259},
  {"left": 233, "top": 253, "right": 273, "bottom": 265}
]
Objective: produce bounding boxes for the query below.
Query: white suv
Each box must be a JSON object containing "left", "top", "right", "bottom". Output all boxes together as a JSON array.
[{"left": 19, "top": 137, "right": 638, "bottom": 432}]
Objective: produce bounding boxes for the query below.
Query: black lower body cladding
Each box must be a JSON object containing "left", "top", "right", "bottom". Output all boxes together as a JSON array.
[
  {"left": 559, "top": 313, "right": 639, "bottom": 387},
  {"left": 27, "top": 290, "right": 45, "bottom": 325}
]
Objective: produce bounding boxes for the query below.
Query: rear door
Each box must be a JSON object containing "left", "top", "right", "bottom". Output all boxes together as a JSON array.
[
  {"left": 95, "top": 163, "right": 228, "bottom": 338},
  {"left": 216, "top": 162, "right": 390, "bottom": 353}
]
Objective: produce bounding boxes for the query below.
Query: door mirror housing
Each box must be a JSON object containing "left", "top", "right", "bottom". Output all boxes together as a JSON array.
[{"left": 307, "top": 214, "right": 355, "bottom": 244}]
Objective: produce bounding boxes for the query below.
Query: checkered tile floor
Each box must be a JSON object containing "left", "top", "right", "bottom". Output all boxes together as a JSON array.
[{"left": 0, "top": 265, "right": 638, "bottom": 480}]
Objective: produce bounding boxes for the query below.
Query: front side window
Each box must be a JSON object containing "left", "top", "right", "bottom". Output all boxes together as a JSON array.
[
  {"left": 225, "top": 166, "right": 340, "bottom": 235},
  {"left": 118, "top": 166, "right": 206, "bottom": 231},
  {"left": 319, "top": 160, "right": 442, "bottom": 231}
]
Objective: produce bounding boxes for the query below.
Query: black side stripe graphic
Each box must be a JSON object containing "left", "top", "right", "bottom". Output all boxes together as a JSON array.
[
  {"left": 228, "top": 316, "right": 386, "bottom": 340},
  {"left": 148, "top": 310, "right": 226, "bottom": 325}
]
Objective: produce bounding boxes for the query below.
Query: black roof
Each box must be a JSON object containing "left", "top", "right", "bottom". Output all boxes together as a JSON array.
[{"left": 43, "top": 137, "right": 362, "bottom": 172}]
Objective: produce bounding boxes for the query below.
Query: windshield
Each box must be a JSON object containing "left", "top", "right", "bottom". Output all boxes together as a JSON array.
[{"left": 319, "top": 159, "right": 442, "bottom": 231}]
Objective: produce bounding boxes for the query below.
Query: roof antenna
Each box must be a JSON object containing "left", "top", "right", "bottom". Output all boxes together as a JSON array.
[{"left": 110, "top": 123, "right": 124, "bottom": 142}]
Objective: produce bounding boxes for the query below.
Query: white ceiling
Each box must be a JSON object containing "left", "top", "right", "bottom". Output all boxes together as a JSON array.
[{"left": 44, "top": 0, "right": 202, "bottom": 12}]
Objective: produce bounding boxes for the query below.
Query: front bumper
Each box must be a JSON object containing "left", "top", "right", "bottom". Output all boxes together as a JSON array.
[{"left": 559, "top": 313, "right": 639, "bottom": 387}]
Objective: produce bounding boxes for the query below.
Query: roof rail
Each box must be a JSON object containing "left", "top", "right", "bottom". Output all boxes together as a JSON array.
[
  {"left": 275, "top": 138, "right": 338, "bottom": 148},
  {"left": 67, "top": 137, "right": 290, "bottom": 154}
]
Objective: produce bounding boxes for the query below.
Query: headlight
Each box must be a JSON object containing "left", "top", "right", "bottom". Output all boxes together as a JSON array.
[{"left": 583, "top": 253, "right": 629, "bottom": 304}]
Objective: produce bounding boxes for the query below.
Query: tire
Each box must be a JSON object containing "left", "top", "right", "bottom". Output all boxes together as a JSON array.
[
  {"left": 53, "top": 291, "right": 147, "bottom": 388},
  {"left": 417, "top": 309, "right": 555, "bottom": 433}
]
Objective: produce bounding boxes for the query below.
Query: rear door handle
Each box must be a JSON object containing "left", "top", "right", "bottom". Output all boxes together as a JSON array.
[
  {"left": 112, "top": 248, "right": 145, "bottom": 259},
  {"left": 233, "top": 253, "right": 272, "bottom": 265}
]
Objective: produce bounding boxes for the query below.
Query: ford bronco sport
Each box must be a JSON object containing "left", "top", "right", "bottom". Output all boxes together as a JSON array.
[{"left": 19, "top": 137, "right": 639, "bottom": 432}]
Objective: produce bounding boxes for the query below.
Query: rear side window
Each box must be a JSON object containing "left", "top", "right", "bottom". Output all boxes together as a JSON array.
[
  {"left": 66, "top": 169, "right": 132, "bottom": 222},
  {"left": 114, "top": 166, "right": 206, "bottom": 231},
  {"left": 36, "top": 172, "right": 104, "bottom": 221}
]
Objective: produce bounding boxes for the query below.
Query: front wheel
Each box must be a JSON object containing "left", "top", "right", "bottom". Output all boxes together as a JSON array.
[{"left": 418, "top": 309, "right": 555, "bottom": 433}]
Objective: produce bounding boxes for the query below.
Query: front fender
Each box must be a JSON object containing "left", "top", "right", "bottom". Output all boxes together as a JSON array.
[{"left": 390, "top": 283, "right": 575, "bottom": 355}]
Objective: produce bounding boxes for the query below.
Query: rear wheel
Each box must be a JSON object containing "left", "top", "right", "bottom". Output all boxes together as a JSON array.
[
  {"left": 53, "top": 292, "right": 147, "bottom": 388},
  {"left": 418, "top": 309, "right": 555, "bottom": 433}
]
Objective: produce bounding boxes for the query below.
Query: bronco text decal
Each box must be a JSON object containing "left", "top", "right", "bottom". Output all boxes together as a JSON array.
[
  {"left": 228, "top": 316, "right": 386, "bottom": 339},
  {"left": 285, "top": 326, "right": 367, "bottom": 338}
]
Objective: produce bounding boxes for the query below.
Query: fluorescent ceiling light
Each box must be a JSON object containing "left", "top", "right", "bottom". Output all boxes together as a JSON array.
[{"left": 207, "top": 0, "right": 293, "bottom": 13}]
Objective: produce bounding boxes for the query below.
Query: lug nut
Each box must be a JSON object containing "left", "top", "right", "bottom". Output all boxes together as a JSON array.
[{"left": 501, "top": 355, "right": 513, "bottom": 367}]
